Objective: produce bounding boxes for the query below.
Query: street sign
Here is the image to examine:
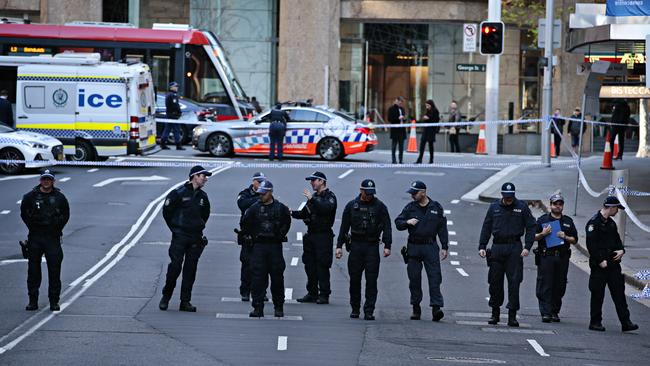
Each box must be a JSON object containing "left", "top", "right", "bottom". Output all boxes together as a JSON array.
[
  {"left": 463, "top": 23, "right": 477, "bottom": 53},
  {"left": 456, "top": 64, "right": 486, "bottom": 72},
  {"left": 538, "top": 19, "right": 562, "bottom": 49}
]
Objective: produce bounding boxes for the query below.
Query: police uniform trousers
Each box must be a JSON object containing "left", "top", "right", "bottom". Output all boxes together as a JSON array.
[
  {"left": 487, "top": 243, "right": 523, "bottom": 311},
  {"left": 239, "top": 244, "right": 253, "bottom": 296},
  {"left": 251, "top": 242, "right": 286, "bottom": 306},
  {"left": 162, "top": 233, "right": 203, "bottom": 302},
  {"left": 348, "top": 241, "right": 380, "bottom": 313},
  {"left": 535, "top": 251, "right": 570, "bottom": 316},
  {"left": 268, "top": 122, "right": 286, "bottom": 160},
  {"left": 303, "top": 231, "right": 334, "bottom": 297},
  {"left": 589, "top": 263, "right": 631, "bottom": 325},
  {"left": 407, "top": 243, "right": 443, "bottom": 307},
  {"left": 27, "top": 234, "right": 64, "bottom": 302}
]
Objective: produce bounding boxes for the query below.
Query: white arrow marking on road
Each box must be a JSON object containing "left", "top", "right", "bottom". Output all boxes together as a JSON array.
[
  {"left": 449, "top": 241, "right": 458, "bottom": 246},
  {"left": 338, "top": 169, "right": 354, "bottom": 179},
  {"left": 87, "top": 168, "right": 99, "bottom": 173},
  {"left": 291, "top": 257, "right": 299, "bottom": 266},
  {"left": 456, "top": 268, "right": 469, "bottom": 277},
  {"left": 527, "top": 339, "right": 550, "bottom": 357},
  {"left": 59, "top": 177, "right": 71, "bottom": 182},
  {"left": 277, "top": 336, "right": 288, "bottom": 351},
  {"left": 296, "top": 232, "right": 303, "bottom": 241},
  {"left": 0, "top": 174, "right": 39, "bottom": 182},
  {"left": 447, "top": 220, "right": 454, "bottom": 226},
  {"left": 93, "top": 175, "right": 169, "bottom": 187},
  {"left": 0, "top": 210, "right": 9, "bottom": 215},
  {"left": 451, "top": 200, "right": 460, "bottom": 204},
  {"left": 450, "top": 261, "right": 460, "bottom": 266},
  {"left": 449, "top": 231, "right": 457, "bottom": 236},
  {"left": 285, "top": 288, "right": 293, "bottom": 300}
]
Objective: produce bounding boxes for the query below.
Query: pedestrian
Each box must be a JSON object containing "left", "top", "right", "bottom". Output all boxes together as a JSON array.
[
  {"left": 586, "top": 196, "right": 639, "bottom": 332},
  {"left": 160, "top": 81, "right": 185, "bottom": 150},
  {"left": 610, "top": 100, "right": 630, "bottom": 160},
  {"left": 0, "top": 89, "right": 13, "bottom": 127},
  {"left": 395, "top": 181, "right": 449, "bottom": 321},
  {"left": 20, "top": 170, "right": 70, "bottom": 311},
  {"left": 567, "top": 107, "right": 585, "bottom": 154},
  {"left": 291, "top": 171, "right": 337, "bottom": 304},
  {"left": 236, "top": 172, "right": 266, "bottom": 301},
  {"left": 159, "top": 165, "right": 211, "bottom": 312},
  {"left": 336, "top": 179, "right": 392, "bottom": 320},
  {"left": 250, "top": 96, "right": 262, "bottom": 114},
  {"left": 268, "top": 104, "right": 289, "bottom": 161},
  {"left": 415, "top": 100, "right": 439, "bottom": 164},
  {"left": 551, "top": 108, "right": 564, "bottom": 157},
  {"left": 478, "top": 182, "right": 536, "bottom": 327},
  {"left": 388, "top": 96, "right": 407, "bottom": 164},
  {"left": 533, "top": 194, "right": 577, "bottom": 323},
  {"left": 242, "top": 180, "right": 291, "bottom": 318},
  {"left": 447, "top": 101, "right": 462, "bottom": 153}
]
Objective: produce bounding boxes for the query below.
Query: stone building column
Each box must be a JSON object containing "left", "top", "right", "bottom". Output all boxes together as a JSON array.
[
  {"left": 42, "top": 0, "right": 102, "bottom": 24},
  {"left": 278, "top": 0, "right": 340, "bottom": 107}
]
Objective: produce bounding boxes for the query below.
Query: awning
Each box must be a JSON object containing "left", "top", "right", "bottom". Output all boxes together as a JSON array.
[{"left": 567, "top": 24, "right": 648, "bottom": 54}]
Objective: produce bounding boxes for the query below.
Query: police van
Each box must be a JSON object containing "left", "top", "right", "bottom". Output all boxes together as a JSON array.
[{"left": 0, "top": 53, "right": 156, "bottom": 160}]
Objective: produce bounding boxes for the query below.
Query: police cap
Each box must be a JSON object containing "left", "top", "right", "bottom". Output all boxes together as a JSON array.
[
  {"left": 501, "top": 182, "right": 516, "bottom": 198},
  {"left": 360, "top": 179, "right": 376, "bottom": 194},
  {"left": 257, "top": 180, "right": 274, "bottom": 193},
  {"left": 252, "top": 172, "right": 266, "bottom": 182},
  {"left": 305, "top": 171, "right": 327, "bottom": 181},
  {"left": 169, "top": 81, "right": 179, "bottom": 88},
  {"left": 189, "top": 165, "right": 212, "bottom": 178},
  {"left": 406, "top": 180, "right": 426, "bottom": 194},
  {"left": 40, "top": 170, "right": 55, "bottom": 180},
  {"left": 604, "top": 196, "right": 625, "bottom": 209},
  {"left": 549, "top": 194, "right": 564, "bottom": 203}
]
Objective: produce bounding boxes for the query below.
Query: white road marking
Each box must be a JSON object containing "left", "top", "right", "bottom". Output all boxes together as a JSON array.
[
  {"left": 58, "top": 177, "right": 71, "bottom": 182},
  {"left": 527, "top": 339, "right": 550, "bottom": 357},
  {"left": 0, "top": 210, "right": 9, "bottom": 215},
  {"left": 457, "top": 320, "right": 530, "bottom": 328},
  {"left": 220, "top": 297, "right": 298, "bottom": 304},
  {"left": 394, "top": 170, "right": 445, "bottom": 177},
  {"left": 87, "top": 168, "right": 99, "bottom": 173},
  {"left": 277, "top": 336, "right": 288, "bottom": 351},
  {"left": 292, "top": 243, "right": 303, "bottom": 247},
  {"left": 456, "top": 268, "right": 469, "bottom": 277},
  {"left": 93, "top": 175, "right": 169, "bottom": 187},
  {"left": 338, "top": 169, "right": 354, "bottom": 179},
  {"left": 449, "top": 241, "right": 458, "bottom": 246},
  {"left": 450, "top": 261, "right": 460, "bottom": 266},
  {"left": 451, "top": 199, "right": 460, "bottom": 204},
  {"left": 444, "top": 210, "right": 451, "bottom": 215},
  {"left": 0, "top": 174, "right": 39, "bottom": 182},
  {"left": 461, "top": 164, "right": 520, "bottom": 202},
  {"left": 297, "top": 201, "right": 307, "bottom": 211},
  {"left": 16, "top": 200, "right": 21, "bottom": 205},
  {"left": 285, "top": 288, "right": 293, "bottom": 300},
  {"left": 215, "top": 313, "right": 302, "bottom": 321},
  {"left": 485, "top": 297, "right": 490, "bottom": 301},
  {"left": 449, "top": 251, "right": 458, "bottom": 256},
  {"left": 297, "top": 232, "right": 303, "bottom": 241},
  {"left": 209, "top": 213, "right": 239, "bottom": 217},
  {"left": 448, "top": 231, "right": 457, "bottom": 236},
  {"left": 291, "top": 257, "right": 299, "bottom": 266},
  {"left": 447, "top": 220, "right": 454, "bottom": 226},
  {"left": 483, "top": 328, "right": 554, "bottom": 335}
]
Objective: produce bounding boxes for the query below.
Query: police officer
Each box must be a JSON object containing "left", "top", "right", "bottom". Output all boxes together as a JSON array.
[
  {"left": 160, "top": 81, "right": 184, "bottom": 150},
  {"left": 534, "top": 194, "right": 577, "bottom": 323},
  {"left": 268, "top": 104, "right": 289, "bottom": 161},
  {"left": 586, "top": 196, "right": 638, "bottom": 332},
  {"left": 395, "top": 181, "right": 449, "bottom": 321},
  {"left": 336, "top": 179, "right": 392, "bottom": 320},
  {"left": 159, "top": 165, "right": 211, "bottom": 312},
  {"left": 242, "top": 180, "right": 291, "bottom": 317},
  {"left": 478, "top": 182, "right": 535, "bottom": 327},
  {"left": 236, "top": 172, "right": 266, "bottom": 301},
  {"left": 292, "top": 171, "right": 337, "bottom": 304},
  {"left": 20, "top": 170, "right": 70, "bottom": 311}
]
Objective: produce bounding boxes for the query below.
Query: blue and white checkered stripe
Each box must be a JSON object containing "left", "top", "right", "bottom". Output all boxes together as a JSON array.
[
  {"left": 19, "top": 128, "right": 128, "bottom": 140},
  {"left": 284, "top": 128, "right": 320, "bottom": 144},
  {"left": 342, "top": 132, "right": 368, "bottom": 142},
  {"left": 17, "top": 76, "right": 125, "bottom": 84},
  {"left": 0, "top": 137, "right": 24, "bottom": 145},
  {"left": 234, "top": 135, "right": 270, "bottom": 149}
]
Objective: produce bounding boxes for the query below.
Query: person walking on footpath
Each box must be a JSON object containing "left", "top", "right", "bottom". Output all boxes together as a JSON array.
[
  {"left": 567, "top": 107, "right": 585, "bottom": 154},
  {"left": 551, "top": 108, "right": 564, "bottom": 157},
  {"left": 388, "top": 96, "right": 407, "bottom": 164},
  {"left": 415, "top": 100, "right": 439, "bottom": 164},
  {"left": 447, "top": 101, "right": 462, "bottom": 153}
]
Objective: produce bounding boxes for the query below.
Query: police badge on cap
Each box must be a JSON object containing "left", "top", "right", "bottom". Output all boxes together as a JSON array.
[{"left": 360, "top": 179, "right": 376, "bottom": 194}]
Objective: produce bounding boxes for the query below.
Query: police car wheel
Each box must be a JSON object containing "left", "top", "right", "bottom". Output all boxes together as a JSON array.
[
  {"left": 207, "top": 133, "right": 233, "bottom": 157},
  {"left": 318, "top": 137, "right": 343, "bottom": 161},
  {"left": 0, "top": 148, "right": 25, "bottom": 174},
  {"left": 72, "top": 141, "right": 96, "bottom": 162}
]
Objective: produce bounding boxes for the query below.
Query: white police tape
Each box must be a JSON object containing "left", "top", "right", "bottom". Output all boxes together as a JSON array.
[
  {"left": 556, "top": 115, "right": 633, "bottom": 128},
  {"left": 615, "top": 187, "right": 650, "bottom": 233}
]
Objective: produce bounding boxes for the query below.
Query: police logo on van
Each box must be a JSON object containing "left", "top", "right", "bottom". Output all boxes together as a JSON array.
[{"left": 52, "top": 89, "right": 68, "bottom": 107}]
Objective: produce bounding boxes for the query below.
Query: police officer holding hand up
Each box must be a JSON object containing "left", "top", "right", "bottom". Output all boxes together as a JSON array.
[
  {"left": 479, "top": 182, "right": 536, "bottom": 327},
  {"left": 292, "top": 171, "right": 337, "bottom": 304},
  {"left": 160, "top": 165, "right": 211, "bottom": 312},
  {"left": 242, "top": 180, "right": 291, "bottom": 318},
  {"left": 336, "top": 179, "right": 392, "bottom": 320},
  {"left": 395, "top": 181, "right": 449, "bottom": 321}
]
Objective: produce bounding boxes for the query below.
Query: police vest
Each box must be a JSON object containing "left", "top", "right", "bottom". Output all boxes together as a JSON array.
[
  {"left": 256, "top": 203, "right": 284, "bottom": 240},
  {"left": 350, "top": 201, "right": 381, "bottom": 239}
]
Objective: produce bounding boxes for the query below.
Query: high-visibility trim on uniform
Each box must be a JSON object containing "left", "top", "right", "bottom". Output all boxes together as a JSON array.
[
  {"left": 17, "top": 74, "right": 125, "bottom": 83},
  {"left": 17, "top": 122, "right": 130, "bottom": 131}
]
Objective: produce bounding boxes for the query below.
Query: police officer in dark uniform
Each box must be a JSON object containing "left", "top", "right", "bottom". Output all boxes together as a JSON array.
[
  {"left": 160, "top": 81, "right": 184, "bottom": 150},
  {"left": 533, "top": 194, "right": 577, "bottom": 323},
  {"left": 242, "top": 180, "right": 291, "bottom": 317},
  {"left": 159, "top": 165, "right": 211, "bottom": 312},
  {"left": 586, "top": 196, "right": 638, "bottom": 332},
  {"left": 20, "top": 170, "right": 70, "bottom": 311},
  {"left": 479, "top": 182, "right": 535, "bottom": 327},
  {"left": 336, "top": 179, "right": 392, "bottom": 320},
  {"left": 292, "top": 171, "right": 337, "bottom": 304},
  {"left": 268, "top": 104, "right": 289, "bottom": 161},
  {"left": 395, "top": 181, "right": 449, "bottom": 321},
  {"left": 236, "top": 172, "right": 266, "bottom": 301}
]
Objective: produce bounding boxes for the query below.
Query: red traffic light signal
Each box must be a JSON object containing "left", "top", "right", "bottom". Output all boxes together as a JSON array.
[{"left": 480, "top": 21, "right": 504, "bottom": 55}]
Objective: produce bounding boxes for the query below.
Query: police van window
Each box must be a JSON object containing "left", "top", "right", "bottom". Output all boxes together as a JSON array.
[
  {"left": 289, "top": 109, "right": 318, "bottom": 122},
  {"left": 185, "top": 45, "right": 231, "bottom": 106},
  {"left": 24, "top": 86, "right": 45, "bottom": 109}
]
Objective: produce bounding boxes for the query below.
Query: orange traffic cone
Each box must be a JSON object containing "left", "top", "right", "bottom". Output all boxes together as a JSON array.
[
  {"left": 613, "top": 134, "right": 620, "bottom": 158},
  {"left": 475, "top": 124, "right": 487, "bottom": 154},
  {"left": 550, "top": 133, "right": 557, "bottom": 158},
  {"left": 600, "top": 131, "right": 614, "bottom": 170},
  {"left": 407, "top": 120, "right": 418, "bottom": 153}
]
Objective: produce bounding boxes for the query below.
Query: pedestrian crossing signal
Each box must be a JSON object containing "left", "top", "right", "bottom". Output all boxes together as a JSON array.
[{"left": 480, "top": 21, "right": 504, "bottom": 55}]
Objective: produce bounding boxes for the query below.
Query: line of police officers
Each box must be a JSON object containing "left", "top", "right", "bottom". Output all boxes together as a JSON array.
[{"left": 18, "top": 168, "right": 638, "bottom": 331}]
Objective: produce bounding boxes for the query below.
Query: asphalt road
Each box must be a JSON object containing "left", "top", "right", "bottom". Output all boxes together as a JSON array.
[{"left": 0, "top": 150, "right": 648, "bottom": 365}]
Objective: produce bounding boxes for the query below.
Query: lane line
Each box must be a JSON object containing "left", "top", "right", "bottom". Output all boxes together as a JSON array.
[
  {"left": 394, "top": 170, "right": 445, "bottom": 177},
  {"left": 0, "top": 210, "right": 9, "bottom": 215},
  {"left": 449, "top": 241, "right": 458, "bottom": 246},
  {"left": 338, "top": 169, "right": 354, "bottom": 179},
  {"left": 0, "top": 174, "right": 39, "bottom": 182},
  {"left": 16, "top": 200, "right": 21, "bottom": 205},
  {"left": 58, "top": 177, "right": 71, "bottom": 182},
  {"left": 449, "top": 251, "right": 458, "bottom": 256},
  {"left": 297, "top": 201, "right": 306, "bottom": 211},
  {"left": 456, "top": 268, "right": 469, "bottom": 277},
  {"left": 285, "top": 288, "right": 293, "bottom": 300},
  {"left": 451, "top": 200, "right": 460, "bottom": 204},
  {"left": 290, "top": 257, "right": 299, "bottom": 266},
  {"left": 291, "top": 243, "right": 303, "bottom": 247},
  {"left": 277, "top": 336, "right": 288, "bottom": 351},
  {"left": 483, "top": 328, "right": 554, "bottom": 335},
  {"left": 450, "top": 261, "right": 460, "bottom": 266},
  {"left": 444, "top": 210, "right": 451, "bottom": 215},
  {"left": 448, "top": 231, "right": 457, "bottom": 236},
  {"left": 215, "top": 313, "right": 302, "bottom": 320},
  {"left": 87, "top": 168, "right": 99, "bottom": 173},
  {"left": 447, "top": 220, "right": 454, "bottom": 226},
  {"left": 461, "top": 164, "right": 520, "bottom": 202},
  {"left": 297, "top": 232, "right": 303, "bottom": 241},
  {"left": 527, "top": 339, "right": 550, "bottom": 357},
  {"left": 457, "top": 320, "right": 530, "bottom": 328}
]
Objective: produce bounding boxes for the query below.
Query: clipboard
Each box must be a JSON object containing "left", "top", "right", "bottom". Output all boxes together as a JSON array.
[{"left": 545, "top": 220, "right": 564, "bottom": 248}]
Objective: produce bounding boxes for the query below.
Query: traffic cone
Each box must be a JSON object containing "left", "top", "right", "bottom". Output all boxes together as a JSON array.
[
  {"left": 475, "top": 124, "right": 487, "bottom": 154},
  {"left": 550, "top": 133, "right": 557, "bottom": 158},
  {"left": 613, "top": 134, "right": 620, "bottom": 158},
  {"left": 407, "top": 120, "right": 418, "bottom": 153},
  {"left": 600, "top": 131, "right": 615, "bottom": 170}
]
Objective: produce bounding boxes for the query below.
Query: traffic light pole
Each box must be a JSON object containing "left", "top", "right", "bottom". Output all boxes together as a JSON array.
[
  {"left": 541, "top": 0, "right": 554, "bottom": 166},
  {"left": 485, "top": 0, "right": 500, "bottom": 156}
]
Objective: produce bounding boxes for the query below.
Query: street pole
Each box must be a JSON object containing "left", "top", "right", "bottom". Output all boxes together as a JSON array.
[
  {"left": 364, "top": 40, "right": 369, "bottom": 121},
  {"left": 485, "top": 0, "right": 501, "bottom": 156},
  {"left": 541, "top": 0, "right": 554, "bottom": 166}
]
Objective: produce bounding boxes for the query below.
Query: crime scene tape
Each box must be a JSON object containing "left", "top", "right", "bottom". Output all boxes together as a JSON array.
[{"left": 556, "top": 115, "right": 633, "bottom": 128}]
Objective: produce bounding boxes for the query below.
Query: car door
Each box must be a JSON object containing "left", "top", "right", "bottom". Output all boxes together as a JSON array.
[{"left": 284, "top": 109, "right": 324, "bottom": 155}]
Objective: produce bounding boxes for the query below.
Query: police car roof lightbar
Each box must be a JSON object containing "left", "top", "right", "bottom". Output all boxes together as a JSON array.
[{"left": 0, "top": 53, "right": 101, "bottom": 66}]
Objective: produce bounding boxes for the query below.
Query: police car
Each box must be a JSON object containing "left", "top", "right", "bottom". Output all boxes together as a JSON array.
[
  {"left": 191, "top": 105, "right": 377, "bottom": 160},
  {"left": 0, "top": 124, "right": 63, "bottom": 174}
]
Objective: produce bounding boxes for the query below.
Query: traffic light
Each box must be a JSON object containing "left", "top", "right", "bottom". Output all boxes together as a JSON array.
[{"left": 479, "top": 21, "right": 504, "bottom": 55}]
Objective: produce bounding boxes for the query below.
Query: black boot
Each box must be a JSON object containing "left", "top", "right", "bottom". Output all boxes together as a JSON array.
[
  {"left": 364, "top": 312, "right": 375, "bottom": 321},
  {"left": 296, "top": 294, "right": 317, "bottom": 303},
  {"left": 410, "top": 304, "right": 421, "bottom": 320},
  {"left": 249, "top": 304, "right": 264, "bottom": 318},
  {"left": 274, "top": 304, "right": 284, "bottom": 318},
  {"left": 621, "top": 321, "right": 639, "bottom": 332},
  {"left": 160, "top": 144, "right": 170, "bottom": 150},
  {"left": 550, "top": 313, "right": 560, "bottom": 322},
  {"left": 350, "top": 307, "right": 360, "bottom": 319},
  {"left": 179, "top": 301, "right": 197, "bottom": 312},
  {"left": 241, "top": 293, "right": 250, "bottom": 302},
  {"left": 316, "top": 296, "right": 329, "bottom": 304},
  {"left": 589, "top": 323, "right": 606, "bottom": 331},
  {"left": 488, "top": 307, "right": 500, "bottom": 325},
  {"left": 25, "top": 296, "right": 38, "bottom": 311},
  {"left": 50, "top": 301, "right": 60, "bottom": 312},
  {"left": 507, "top": 310, "right": 519, "bottom": 327},
  {"left": 432, "top": 306, "right": 444, "bottom": 322},
  {"left": 541, "top": 314, "right": 552, "bottom": 323},
  {"left": 159, "top": 296, "right": 170, "bottom": 311},
  {"left": 176, "top": 144, "right": 185, "bottom": 151}
]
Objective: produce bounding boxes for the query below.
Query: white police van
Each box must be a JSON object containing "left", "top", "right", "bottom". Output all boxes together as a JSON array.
[{"left": 0, "top": 53, "right": 156, "bottom": 160}]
